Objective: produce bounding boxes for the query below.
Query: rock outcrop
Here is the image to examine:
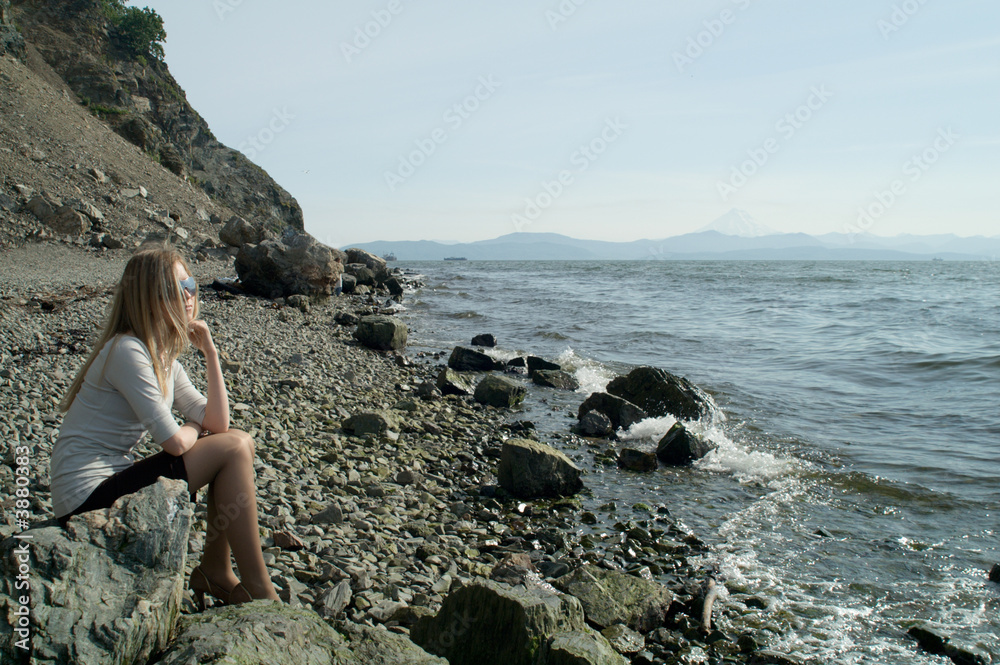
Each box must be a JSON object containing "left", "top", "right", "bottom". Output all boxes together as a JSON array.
[
  {"left": 0, "top": 479, "right": 193, "bottom": 664},
  {"left": 0, "top": 0, "right": 25, "bottom": 61},
  {"left": 498, "top": 439, "right": 583, "bottom": 499},
  {"left": 410, "top": 577, "right": 587, "bottom": 665},
  {"left": 606, "top": 366, "right": 715, "bottom": 421},
  {"left": 235, "top": 230, "right": 343, "bottom": 298},
  {"left": 354, "top": 315, "right": 408, "bottom": 351},
  {"left": 10, "top": 0, "right": 303, "bottom": 233},
  {"left": 552, "top": 566, "right": 675, "bottom": 633},
  {"left": 537, "top": 631, "right": 629, "bottom": 665}
]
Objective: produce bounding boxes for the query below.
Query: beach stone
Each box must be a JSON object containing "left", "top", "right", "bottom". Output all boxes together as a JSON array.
[
  {"left": 471, "top": 334, "right": 497, "bottom": 347},
  {"left": 907, "top": 625, "right": 990, "bottom": 665},
  {"left": 449, "top": 346, "right": 504, "bottom": 372},
  {"left": 552, "top": 566, "right": 674, "bottom": 633},
  {"left": 527, "top": 356, "right": 562, "bottom": 375},
  {"left": 490, "top": 553, "right": 537, "bottom": 586},
  {"left": 498, "top": 439, "right": 583, "bottom": 499},
  {"left": 410, "top": 577, "right": 586, "bottom": 665},
  {"left": 156, "top": 602, "right": 352, "bottom": 665},
  {"left": 286, "top": 294, "right": 310, "bottom": 313},
  {"left": 343, "top": 411, "right": 399, "bottom": 437},
  {"left": 25, "top": 192, "right": 58, "bottom": 222},
  {"left": 0, "top": 479, "right": 193, "bottom": 665},
  {"left": 474, "top": 375, "right": 527, "bottom": 408},
  {"left": 50, "top": 206, "right": 91, "bottom": 236},
  {"left": 537, "top": 630, "right": 629, "bottom": 665},
  {"left": 601, "top": 624, "right": 645, "bottom": 654},
  {"left": 533, "top": 370, "right": 580, "bottom": 391},
  {"left": 617, "top": 448, "right": 658, "bottom": 472},
  {"left": 63, "top": 198, "right": 104, "bottom": 223},
  {"left": 235, "top": 230, "right": 341, "bottom": 298},
  {"left": 577, "top": 393, "right": 647, "bottom": 431},
  {"left": 316, "top": 579, "right": 352, "bottom": 619},
  {"left": 606, "top": 366, "right": 714, "bottom": 421},
  {"left": 335, "top": 311, "right": 359, "bottom": 326},
  {"left": 436, "top": 367, "right": 475, "bottom": 396},
  {"left": 748, "top": 650, "right": 806, "bottom": 665},
  {"left": 311, "top": 502, "right": 345, "bottom": 525},
  {"left": 578, "top": 410, "right": 614, "bottom": 437},
  {"left": 355, "top": 315, "right": 408, "bottom": 351},
  {"left": 339, "top": 621, "right": 448, "bottom": 664},
  {"left": 989, "top": 564, "right": 1000, "bottom": 583},
  {"left": 656, "top": 423, "right": 713, "bottom": 467},
  {"left": 219, "top": 216, "right": 263, "bottom": 247}
]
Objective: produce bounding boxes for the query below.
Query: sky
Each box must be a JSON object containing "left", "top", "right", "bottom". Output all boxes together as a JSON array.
[{"left": 138, "top": 0, "right": 999, "bottom": 246}]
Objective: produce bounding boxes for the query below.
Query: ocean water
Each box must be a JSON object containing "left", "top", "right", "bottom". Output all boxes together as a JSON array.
[{"left": 397, "top": 260, "right": 999, "bottom": 663}]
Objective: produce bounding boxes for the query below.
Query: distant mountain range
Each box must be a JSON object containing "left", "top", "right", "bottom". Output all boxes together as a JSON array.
[{"left": 346, "top": 211, "right": 1000, "bottom": 261}]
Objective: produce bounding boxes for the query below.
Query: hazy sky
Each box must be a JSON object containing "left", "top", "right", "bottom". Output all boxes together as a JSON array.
[{"left": 140, "top": 0, "right": 998, "bottom": 246}]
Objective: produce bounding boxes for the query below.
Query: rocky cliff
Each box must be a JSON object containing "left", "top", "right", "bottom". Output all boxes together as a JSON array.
[{"left": 7, "top": 0, "right": 302, "bottom": 235}]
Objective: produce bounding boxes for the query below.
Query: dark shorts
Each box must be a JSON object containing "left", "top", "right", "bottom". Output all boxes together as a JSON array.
[{"left": 58, "top": 451, "right": 192, "bottom": 527}]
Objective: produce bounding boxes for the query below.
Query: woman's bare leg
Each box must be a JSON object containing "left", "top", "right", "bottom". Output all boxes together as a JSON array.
[{"left": 183, "top": 430, "right": 278, "bottom": 600}]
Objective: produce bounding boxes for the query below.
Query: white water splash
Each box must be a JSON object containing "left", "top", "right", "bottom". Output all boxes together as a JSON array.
[{"left": 555, "top": 347, "right": 616, "bottom": 395}]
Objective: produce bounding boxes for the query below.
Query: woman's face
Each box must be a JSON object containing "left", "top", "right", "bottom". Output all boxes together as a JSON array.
[{"left": 173, "top": 262, "right": 196, "bottom": 323}]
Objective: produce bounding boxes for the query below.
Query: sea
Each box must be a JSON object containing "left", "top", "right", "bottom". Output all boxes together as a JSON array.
[{"left": 395, "top": 259, "right": 999, "bottom": 664}]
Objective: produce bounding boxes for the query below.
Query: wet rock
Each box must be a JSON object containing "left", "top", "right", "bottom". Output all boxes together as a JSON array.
[
  {"left": 499, "top": 439, "right": 583, "bottom": 499},
  {"left": 527, "top": 356, "right": 562, "bottom": 375},
  {"left": 655, "top": 423, "right": 713, "bottom": 467},
  {"left": 577, "top": 393, "right": 647, "bottom": 431},
  {"left": 0, "top": 479, "right": 193, "bottom": 665},
  {"left": 343, "top": 411, "right": 399, "bottom": 437},
  {"left": 606, "top": 366, "right": 714, "bottom": 421},
  {"left": 471, "top": 334, "right": 497, "bottom": 347},
  {"left": 617, "top": 448, "right": 657, "bottom": 472},
  {"left": 552, "top": 566, "right": 674, "bottom": 633},
  {"left": 436, "top": 367, "right": 475, "bottom": 396},
  {"left": 533, "top": 370, "right": 580, "bottom": 391},
  {"left": 385, "top": 275, "right": 405, "bottom": 296},
  {"left": 578, "top": 410, "right": 614, "bottom": 437},
  {"left": 748, "top": 650, "right": 806, "bottom": 665},
  {"left": 346, "top": 263, "right": 376, "bottom": 286},
  {"left": 537, "top": 630, "right": 629, "bottom": 665},
  {"left": 235, "top": 230, "right": 342, "bottom": 298},
  {"left": 355, "top": 315, "right": 408, "bottom": 351},
  {"left": 600, "top": 624, "right": 645, "bottom": 655},
  {"left": 340, "top": 621, "right": 448, "bottom": 664},
  {"left": 989, "top": 564, "right": 1000, "bottom": 584},
  {"left": 474, "top": 375, "right": 527, "bottom": 408},
  {"left": 449, "top": 346, "right": 504, "bottom": 372},
  {"left": 907, "top": 624, "right": 990, "bottom": 665},
  {"left": 157, "top": 602, "right": 352, "bottom": 665},
  {"left": 410, "top": 577, "right": 586, "bottom": 665}
]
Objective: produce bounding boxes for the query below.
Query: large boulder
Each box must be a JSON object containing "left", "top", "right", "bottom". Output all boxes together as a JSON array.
[
  {"left": 474, "top": 375, "right": 527, "bottom": 408},
  {"left": 346, "top": 248, "right": 389, "bottom": 280},
  {"left": 448, "top": 346, "right": 504, "bottom": 372},
  {"left": 339, "top": 622, "right": 449, "bottom": 665},
  {"left": 606, "top": 367, "right": 714, "bottom": 421},
  {"left": 219, "top": 215, "right": 264, "bottom": 247},
  {"left": 537, "top": 631, "right": 629, "bottom": 665},
  {"left": 355, "top": 315, "right": 408, "bottom": 351},
  {"left": 577, "top": 393, "right": 647, "bottom": 431},
  {"left": 410, "top": 577, "right": 586, "bottom": 665},
  {"left": 345, "top": 263, "right": 376, "bottom": 286},
  {"left": 235, "top": 230, "right": 343, "bottom": 298},
  {"left": 656, "top": 422, "right": 713, "bottom": 466},
  {"left": 498, "top": 439, "right": 583, "bottom": 499},
  {"left": 527, "top": 356, "right": 562, "bottom": 375},
  {"left": 157, "top": 602, "right": 354, "bottom": 665},
  {"left": 0, "top": 479, "right": 194, "bottom": 664},
  {"left": 552, "top": 567, "right": 674, "bottom": 633},
  {"left": 436, "top": 368, "right": 475, "bottom": 396}
]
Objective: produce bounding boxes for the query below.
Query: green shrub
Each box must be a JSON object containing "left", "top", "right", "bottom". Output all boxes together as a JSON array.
[{"left": 101, "top": 0, "right": 166, "bottom": 61}]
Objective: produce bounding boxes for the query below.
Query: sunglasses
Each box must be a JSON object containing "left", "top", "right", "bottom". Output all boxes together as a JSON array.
[{"left": 178, "top": 276, "right": 197, "bottom": 297}]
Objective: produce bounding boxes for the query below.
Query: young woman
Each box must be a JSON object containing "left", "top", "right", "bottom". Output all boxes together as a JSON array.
[{"left": 49, "top": 246, "right": 280, "bottom": 608}]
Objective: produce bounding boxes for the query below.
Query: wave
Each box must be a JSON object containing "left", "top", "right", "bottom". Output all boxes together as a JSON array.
[{"left": 446, "top": 311, "right": 483, "bottom": 319}]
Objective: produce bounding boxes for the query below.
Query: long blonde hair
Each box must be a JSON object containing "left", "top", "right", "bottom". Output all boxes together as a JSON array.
[{"left": 60, "top": 246, "right": 197, "bottom": 411}]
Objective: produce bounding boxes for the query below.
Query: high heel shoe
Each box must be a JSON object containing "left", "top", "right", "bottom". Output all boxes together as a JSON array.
[
  {"left": 189, "top": 566, "right": 235, "bottom": 611},
  {"left": 226, "top": 582, "right": 253, "bottom": 605}
]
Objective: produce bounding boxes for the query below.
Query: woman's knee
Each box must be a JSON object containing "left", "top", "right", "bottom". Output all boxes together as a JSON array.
[{"left": 228, "top": 428, "right": 256, "bottom": 458}]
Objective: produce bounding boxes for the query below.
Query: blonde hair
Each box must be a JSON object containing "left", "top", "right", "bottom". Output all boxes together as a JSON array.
[{"left": 60, "top": 246, "right": 197, "bottom": 411}]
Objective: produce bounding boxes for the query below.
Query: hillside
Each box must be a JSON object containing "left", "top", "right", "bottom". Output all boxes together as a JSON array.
[{"left": 1, "top": 0, "right": 301, "bottom": 247}]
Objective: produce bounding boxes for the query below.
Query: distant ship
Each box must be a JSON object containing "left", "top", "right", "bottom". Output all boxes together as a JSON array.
[
  {"left": 382, "top": 253, "right": 397, "bottom": 262},
  {"left": 443, "top": 256, "right": 467, "bottom": 261}
]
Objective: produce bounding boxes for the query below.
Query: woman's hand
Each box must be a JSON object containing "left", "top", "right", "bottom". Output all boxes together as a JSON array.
[{"left": 187, "top": 319, "right": 216, "bottom": 357}]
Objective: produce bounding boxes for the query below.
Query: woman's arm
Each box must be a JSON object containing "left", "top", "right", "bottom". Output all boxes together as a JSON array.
[
  {"left": 161, "top": 421, "right": 202, "bottom": 456},
  {"left": 187, "top": 320, "right": 230, "bottom": 434}
]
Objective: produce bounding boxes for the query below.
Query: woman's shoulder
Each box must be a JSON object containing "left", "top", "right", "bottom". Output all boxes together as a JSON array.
[{"left": 103, "top": 334, "right": 152, "bottom": 363}]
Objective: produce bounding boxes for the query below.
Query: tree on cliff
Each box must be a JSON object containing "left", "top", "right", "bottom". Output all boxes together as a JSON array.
[{"left": 100, "top": 0, "right": 165, "bottom": 61}]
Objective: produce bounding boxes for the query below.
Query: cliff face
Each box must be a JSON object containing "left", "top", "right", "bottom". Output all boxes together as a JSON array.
[
  {"left": 8, "top": 0, "right": 303, "bottom": 234},
  {"left": 0, "top": 0, "right": 25, "bottom": 59}
]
